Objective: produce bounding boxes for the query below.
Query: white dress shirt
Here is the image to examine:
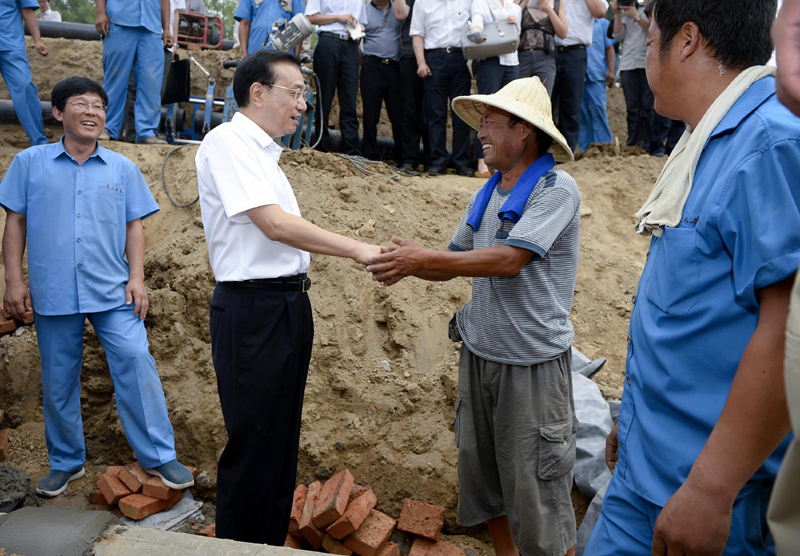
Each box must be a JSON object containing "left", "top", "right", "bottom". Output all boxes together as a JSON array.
[
  {"left": 555, "top": 0, "right": 608, "bottom": 47},
  {"left": 410, "top": 0, "right": 471, "bottom": 50},
  {"left": 169, "top": 0, "right": 187, "bottom": 53},
  {"left": 195, "top": 112, "right": 310, "bottom": 282},
  {"left": 470, "top": 0, "right": 521, "bottom": 66},
  {"left": 305, "top": 0, "right": 368, "bottom": 37},
  {"left": 40, "top": 8, "right": 62, "bottom": 21}
]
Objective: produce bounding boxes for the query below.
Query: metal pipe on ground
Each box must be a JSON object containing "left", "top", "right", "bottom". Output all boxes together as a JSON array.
[
  {"left": 24, "top": 21, "right": 235, "bottom": 50},
  {"left": 0, "top": 507, "right": 312, "bottom": 556}
]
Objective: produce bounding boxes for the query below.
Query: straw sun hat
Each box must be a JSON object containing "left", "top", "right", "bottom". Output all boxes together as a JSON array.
[{"left": 452, "top": 77, "right": 573, "bottom": 162}]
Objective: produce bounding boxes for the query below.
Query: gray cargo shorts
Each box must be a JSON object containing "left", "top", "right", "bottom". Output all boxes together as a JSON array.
[{"left": 454, "top": 345, "right": 579, "bottom": 556}]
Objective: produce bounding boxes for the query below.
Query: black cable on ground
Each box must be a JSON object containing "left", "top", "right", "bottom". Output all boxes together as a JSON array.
[{"left": 162, "top": 145, "right": 199, "bottom": 207}]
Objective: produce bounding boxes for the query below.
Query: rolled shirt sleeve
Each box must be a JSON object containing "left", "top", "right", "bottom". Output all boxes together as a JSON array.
[
  {"left": 0, "top": 153, "right": 31, "bottom": 216},
  {"left": 717, "top": 139, "right": 800, "bottom": 306},
  {"left": 409, "top": 0, "right": 426, "bottom": 36},
  {"left": 449, "top": 192, "right": 478, "bottom": 252},
  {"left": 305, "top": 0, "right": 322, "bottom": 17},
  {"left": 234, "top": 0, "right": 253, "bottom": 22},
  {"left": 124, "top": 161, "right": 160, "bottom": 222}
]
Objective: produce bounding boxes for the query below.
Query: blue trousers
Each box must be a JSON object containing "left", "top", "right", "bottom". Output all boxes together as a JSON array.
[
  {"left": 424, "top": 49, "right": 472, "bottom": 169},
  {"left": 0, "top": 49, "right": 46, "bottom": 146},
  {"left": 36, "top": 304, "right": 176, "bottom": 472},
  {"left": 102, "top": 24, "right": 164, "bottom": 142},
  {"left": 579, "top": 80, "right": 613, "bottom": 152},
  {"left": 474, "top": 57, "right": 519, "bottom": 160},
  {"left": 553, "top": 47, "right": 587, "bottom": 152},
  {"left": 585, "top": 474, "right": 775, "bottom": 556}
]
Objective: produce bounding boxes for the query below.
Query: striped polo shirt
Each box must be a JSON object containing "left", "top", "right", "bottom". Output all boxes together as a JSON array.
[{"left": 449, "top": 169, "right": 580, "bottom": 366}]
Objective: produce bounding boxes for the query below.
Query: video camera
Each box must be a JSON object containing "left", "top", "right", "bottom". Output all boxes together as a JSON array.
[{"left": 263, "top": 13, "right": 314, "bottom": 51}]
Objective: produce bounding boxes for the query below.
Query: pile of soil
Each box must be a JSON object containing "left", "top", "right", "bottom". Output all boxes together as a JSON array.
[{"left": 0, "top": 35, "right": 661, "bottom": 549}]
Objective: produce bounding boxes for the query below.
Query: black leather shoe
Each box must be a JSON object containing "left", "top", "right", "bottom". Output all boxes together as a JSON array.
[
  {"left": 427, "top": 166, "right": 446, "bottom": 175},
  {"left": 456, "top": 165, "right": 475, "bottom": 177}
]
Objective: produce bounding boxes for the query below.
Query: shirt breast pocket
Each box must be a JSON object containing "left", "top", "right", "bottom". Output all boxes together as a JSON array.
[
  {"left": 645, "top": 227, "right": 700, "bottom": 315},
  {"left": 95, "top": 186, "right": 119, "bottom": 226}
]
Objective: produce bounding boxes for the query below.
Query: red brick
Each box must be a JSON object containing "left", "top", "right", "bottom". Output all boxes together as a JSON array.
[
  {"left": 143, "top": 475, "right": 179, "bottom": 500},
  {"left": 376, "top": 541, "right": 401, "bottom": 556},
  {"left": 186, "top": 466, "right": 199, "bottom": 479},
  {"left": 198, "top": 523, "right": 216, "bottom": 537},
  {"left": 118, "top": 462, "right": 149, "bottom": 494},
  {"left": 397, "top": 498, "right": 446, "bottom": 541},
  {"left": 89, "top": 489, "right": 108, "bottom": 505},
  {"left": 312, "top": 469, "right": 354, "bottom": 528},
  {"left": 0, "top": 306, "right": 9, "bottom": 319},
  {"left": 299, "top": 481, "right": 325, "bottom": 549},
  {"left": 323, "top": 534, "right": 353, "bottom": 555},
  {"left": 119, "top": 489, "right": 182, "bottom": 520},
  {"left": 99, "top": 473, "right": 132, "bottom": 505},
  {"left": 408, "top": 538, "right": 467, "bottom": 556},
  {"left": 0, "top": 318, "right": 17, "bottom": 335},
  {"left": 289, "top": 483, "right": 308, "bottom": 539},
  {"left": 342, "top": 510, "right": 396, "bottom": 556},
  {"left": 285, "top": 534, "right": 303, "bottom": 549},
  {"left": 348, "top": 484, "right": 367, "bottom": 503},
  {"left": 0, "top": 429, "right": 8, "bottom": 461},
  {"left": 105, "top": 466, "right": 124, "bottom": 479},
  {"left": 20, "top": 311, "right": 33, "bottom": 325},
  {"left": 326, "top": 488, "right": 378, "bottom": 539}
]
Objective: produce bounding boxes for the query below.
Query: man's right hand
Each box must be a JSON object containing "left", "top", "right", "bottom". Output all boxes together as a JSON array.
[
  {"left": 338, "top": 13, "right": 356, "bottom": 25},
  {"left": 417, "top": 62, "right": 432, "bottom": 78},
  {"left": 606, "top": 422, "right": 619, "bottom": 473},
  {"left": 96, "top": 13, "right": 110, "bottom": 36},
  {"left": 353, "top": 243, "right": 382, "bottom": 266},
  {"left": 3, "top": 281, "right": 32, "bottom": 322}
]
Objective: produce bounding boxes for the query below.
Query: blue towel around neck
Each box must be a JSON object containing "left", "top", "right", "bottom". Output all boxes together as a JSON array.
[{"left": 466, "top": 153, "right": 556, "bottom": 232}]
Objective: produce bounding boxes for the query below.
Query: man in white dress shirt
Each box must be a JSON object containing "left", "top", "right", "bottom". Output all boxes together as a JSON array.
[
  {"left": 410, "top": 0, "right": 475, "bottom": 176},
  {"left": 552, "top": 0, "right": 608, "bottom": 152},
  {"left": 36, "top": 0, "right": 61, "bottom": 21},
  {"left": 195, "top": 50, "right": 380, "bottom": 544}
]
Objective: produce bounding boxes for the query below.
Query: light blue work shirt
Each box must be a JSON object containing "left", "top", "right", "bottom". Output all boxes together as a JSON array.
[
  {"left": 0, "top": 138, "right": 160, "bottom": 316},
  {"left": 234, "top": 0, "right": 305, "bottom": 52},
  {"left": 585, "top": 18, "right": 615, "bottom": 83},
  {"left": 363, "top": 1, "right": 402, "bottom": 60},
  {"left": 0, "top": 0, "right": 38, "bottom": 51},
  {"left": 615, "top": 76, "right": 800, "bottom": 507},
  {"left": 105, "top": 0, "right": 163, "bottom": 35}
]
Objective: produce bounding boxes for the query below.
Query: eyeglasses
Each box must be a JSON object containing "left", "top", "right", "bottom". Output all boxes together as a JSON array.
[
  {"left": 67, "top": 101, "right": 106, "bottom": 112},
  {"left": 270, "top": 84, "right": 311, "bottom": 102}
]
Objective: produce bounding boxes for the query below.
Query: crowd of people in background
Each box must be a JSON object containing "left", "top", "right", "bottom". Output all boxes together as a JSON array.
[{"left": 4, "top": 0, "right": 683, "bottom": 168}]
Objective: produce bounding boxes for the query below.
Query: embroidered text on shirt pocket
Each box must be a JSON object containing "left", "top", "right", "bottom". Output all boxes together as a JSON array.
[
  {"left": 538, "top": 418, "right": 577, "bottom": 481},
  {"left": 95, "top": 186, "right": 119, "bottom": 225},
  {"left": 644, "top": 227, "right": 700, "bottom": 315}
]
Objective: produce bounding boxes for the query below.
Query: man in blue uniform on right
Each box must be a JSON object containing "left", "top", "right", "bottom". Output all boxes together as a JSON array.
[
  {"left": 585, "top": 0, "right": 800, "bottom": 554},
  {"left": 235, "top": 0, "right": 306, "bottom": 58}
]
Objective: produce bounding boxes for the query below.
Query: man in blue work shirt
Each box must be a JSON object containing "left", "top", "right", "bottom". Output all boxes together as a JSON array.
[
  {"left": 578, "top": 17, "right": 615, "bottom": 153},
  {"left": 95, "top": 0, "right": 173, "bottom": 144},
  {"left": 585, "top": 1, "right": 799, "bottom": 555},
  {"left": 235, "top": 0, "right": 306, "bottom": 57},
  {"left": 0, "top": 77, "right": 194, "bottom": 497},
  {"left": 1, "top": 0, "right": 48, "bottom": 146}
]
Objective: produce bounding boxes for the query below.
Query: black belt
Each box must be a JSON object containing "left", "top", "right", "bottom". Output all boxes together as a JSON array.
[
  {"left": 426, "top": 46, "right": 460, "bottom": 54},
  {"left": 318, "top": 31, "right": 355, "bottom": 42},
  {"left": 365, "top": 55, "right": 398, "bottom": 64},
  {"left": 556, "top": 44, "right": 587, "bottom": 52},
  {"left": 221, "top": 274, "right": 312, "bottom": 293}
]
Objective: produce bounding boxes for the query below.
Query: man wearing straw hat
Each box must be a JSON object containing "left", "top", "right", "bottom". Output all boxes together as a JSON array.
[
  {"left": 584, "top": 1, "right": 800, "bottom": 555},
  {"left": 367, "top": 77, "right": 580, "bottom": 556}
]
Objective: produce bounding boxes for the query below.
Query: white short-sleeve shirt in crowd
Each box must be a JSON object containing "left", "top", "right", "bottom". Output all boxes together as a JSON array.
[
  {"left": 470, "top": 0, "right": 521, "bottom": 66},
  {"left": 555, "top": 0, "right": 608, "bottom": 47},
  {"left": 40, "top": 8, "right": 62, "bottom": 21},
  {"left": 305, "top": 0, "right": 368, "bottom": 37},
  {"left": 169, "top": 0, "right": 187, "bottom": 53},
  {"left": 195, "top": 112, "right": 311, "bottom": 282},
  {"left": 410, "top": 0, "right": 471, "bottom": 49}
]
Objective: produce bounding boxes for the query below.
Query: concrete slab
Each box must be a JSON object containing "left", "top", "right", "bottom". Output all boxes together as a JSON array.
[
  {"left": 0, "top": 507, "right": 120, "bottom": 556},
  {"left": 94, "top": 526, "right": 319, "bottom": 555}
]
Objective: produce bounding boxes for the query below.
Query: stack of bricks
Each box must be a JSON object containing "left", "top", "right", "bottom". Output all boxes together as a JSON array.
[
  {"left": 88, "top": 462, "right": 198, "bottom": 521},
  {"left": 284, "top": 470, "right": 466, "bottom": 556},
  {"left": 0, "top": 305, "right": 34, "bottom": 337}
]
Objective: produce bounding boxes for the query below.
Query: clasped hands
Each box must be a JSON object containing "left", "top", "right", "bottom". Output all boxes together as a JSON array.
[{"left": 363, "top": 236, "right": 426, "bottom": 287}]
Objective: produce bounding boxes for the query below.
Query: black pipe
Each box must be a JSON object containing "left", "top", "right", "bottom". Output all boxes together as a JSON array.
[{"left": 24, "top": 21, "right": 234, "bottom": 50}]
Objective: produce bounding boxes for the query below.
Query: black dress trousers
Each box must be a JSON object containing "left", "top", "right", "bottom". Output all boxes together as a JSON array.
[
  {"left": 360, "top": 55, "right": 403, "bottom": 162},
  {"left": 210, "top": 280, "right": 314, "bottom": 544}
]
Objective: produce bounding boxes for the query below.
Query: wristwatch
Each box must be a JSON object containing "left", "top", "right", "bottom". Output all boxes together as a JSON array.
[{"left": 635, "top": 13, "right": 641, "bottom": 22}]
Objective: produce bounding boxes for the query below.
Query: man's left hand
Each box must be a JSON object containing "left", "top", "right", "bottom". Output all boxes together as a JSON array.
[
  {"left": 622, "top": 5, "right": 639, "bottom": 19},
  {"left": 652, "top": 477, "right": 733, "bottom": 556},
  {"left": 606, "top": 71, "right": 616, "bottom": 88},
  {"left": 126, "top": 278, "right": 150, "bottom": 319},
  {"left": 365, "top": 236, "right": 425, "bottom": 285}
]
